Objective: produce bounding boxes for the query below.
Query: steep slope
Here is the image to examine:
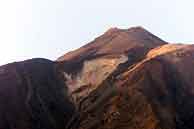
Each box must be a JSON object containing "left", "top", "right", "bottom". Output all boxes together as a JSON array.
[
  {"left": 57, "top": 27, "right": 167, "bottom": 105},
  {"left": 63, "top": 44, "right": 194, "bottom": 129},
  {"left": 121, "top": 44, "right": 194, "bottom": 129},
  {"left": 57, "top": 27, "right": 194, "bottom": 129},
  {"left": 0, "top": 58, "right": 76, "bottom": 129}
]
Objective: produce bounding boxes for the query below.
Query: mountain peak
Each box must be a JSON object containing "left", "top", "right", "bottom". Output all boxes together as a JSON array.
[
  {"left": 104, "top": 27, "right": 120, "bottom": 35},
  {"left": 127, "top": 26, "right": 146, "bottom": 31},
  {"left": 104, "top": 26, "right": 147, "bottom": 36},
  {"left": 57, "top": 26, "right": 167, "bottom": 74}
]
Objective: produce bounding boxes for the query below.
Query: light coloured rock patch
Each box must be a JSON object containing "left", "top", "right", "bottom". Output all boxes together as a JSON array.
[{"left": 64, "top": 55, "right": 128, "bottom": 102}]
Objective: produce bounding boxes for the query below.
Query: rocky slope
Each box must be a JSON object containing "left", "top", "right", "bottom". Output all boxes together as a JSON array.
[
  {"left": 1, "top": 26, "right": 193, "bottom": 129},
  {"left": 57, "top": 27, "right": 166, "bottom": 104},
  {"left": 119, "top": 44, "right": 194, "bottom": 129},
  {"left": 57, "top": 27, "right": 194, "bottom": 129}
]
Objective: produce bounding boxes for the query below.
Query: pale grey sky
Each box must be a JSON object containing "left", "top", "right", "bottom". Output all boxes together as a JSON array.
[{"left": 0, "top": 0, "right": 193, "bottom": 65}]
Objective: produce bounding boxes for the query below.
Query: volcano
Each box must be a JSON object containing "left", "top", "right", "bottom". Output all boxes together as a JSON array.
[{"left": 0, "top": 26, "right": 194, "bottom": 129}]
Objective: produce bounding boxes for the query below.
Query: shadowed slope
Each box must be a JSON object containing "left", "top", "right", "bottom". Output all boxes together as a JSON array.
[{"left": 0, "top": 58, "right": 76, "bottom": 129}]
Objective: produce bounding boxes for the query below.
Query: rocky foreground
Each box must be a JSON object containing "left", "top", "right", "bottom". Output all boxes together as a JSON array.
[{"left": 0, "top": 27, "right": 194, "bottom": 129}]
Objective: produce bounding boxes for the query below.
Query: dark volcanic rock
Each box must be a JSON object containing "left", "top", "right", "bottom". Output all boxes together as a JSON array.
[{"left": 0, "top": 58, "right": 76, "bottom": 129}]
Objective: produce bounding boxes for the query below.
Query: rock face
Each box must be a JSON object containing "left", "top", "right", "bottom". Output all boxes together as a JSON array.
[{"left": 57, "top": 27, "right": 194, "bottom": 129}]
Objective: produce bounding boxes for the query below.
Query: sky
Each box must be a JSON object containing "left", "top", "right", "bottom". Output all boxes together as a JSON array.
[{"left": 0, "top": 0, "right": 194, "bottom": 65}]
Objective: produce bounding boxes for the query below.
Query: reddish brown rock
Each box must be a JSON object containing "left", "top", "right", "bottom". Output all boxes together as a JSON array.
[
  {"left": 57, "top": 27, "right": 166, "bottom": 104},
  {"left": 120, "top": 44, "right": 194, "bottom": 129},
  {"left": 57, "top": 27, "right": 194, "bottom": 129},
  {"left": 57, "top": 27, "right": 166, "bottom": 74}
]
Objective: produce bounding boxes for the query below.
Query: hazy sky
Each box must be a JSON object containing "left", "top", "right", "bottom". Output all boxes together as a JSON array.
[{"left": 0, "top": 0, "right": 194, "bottom": 65}]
